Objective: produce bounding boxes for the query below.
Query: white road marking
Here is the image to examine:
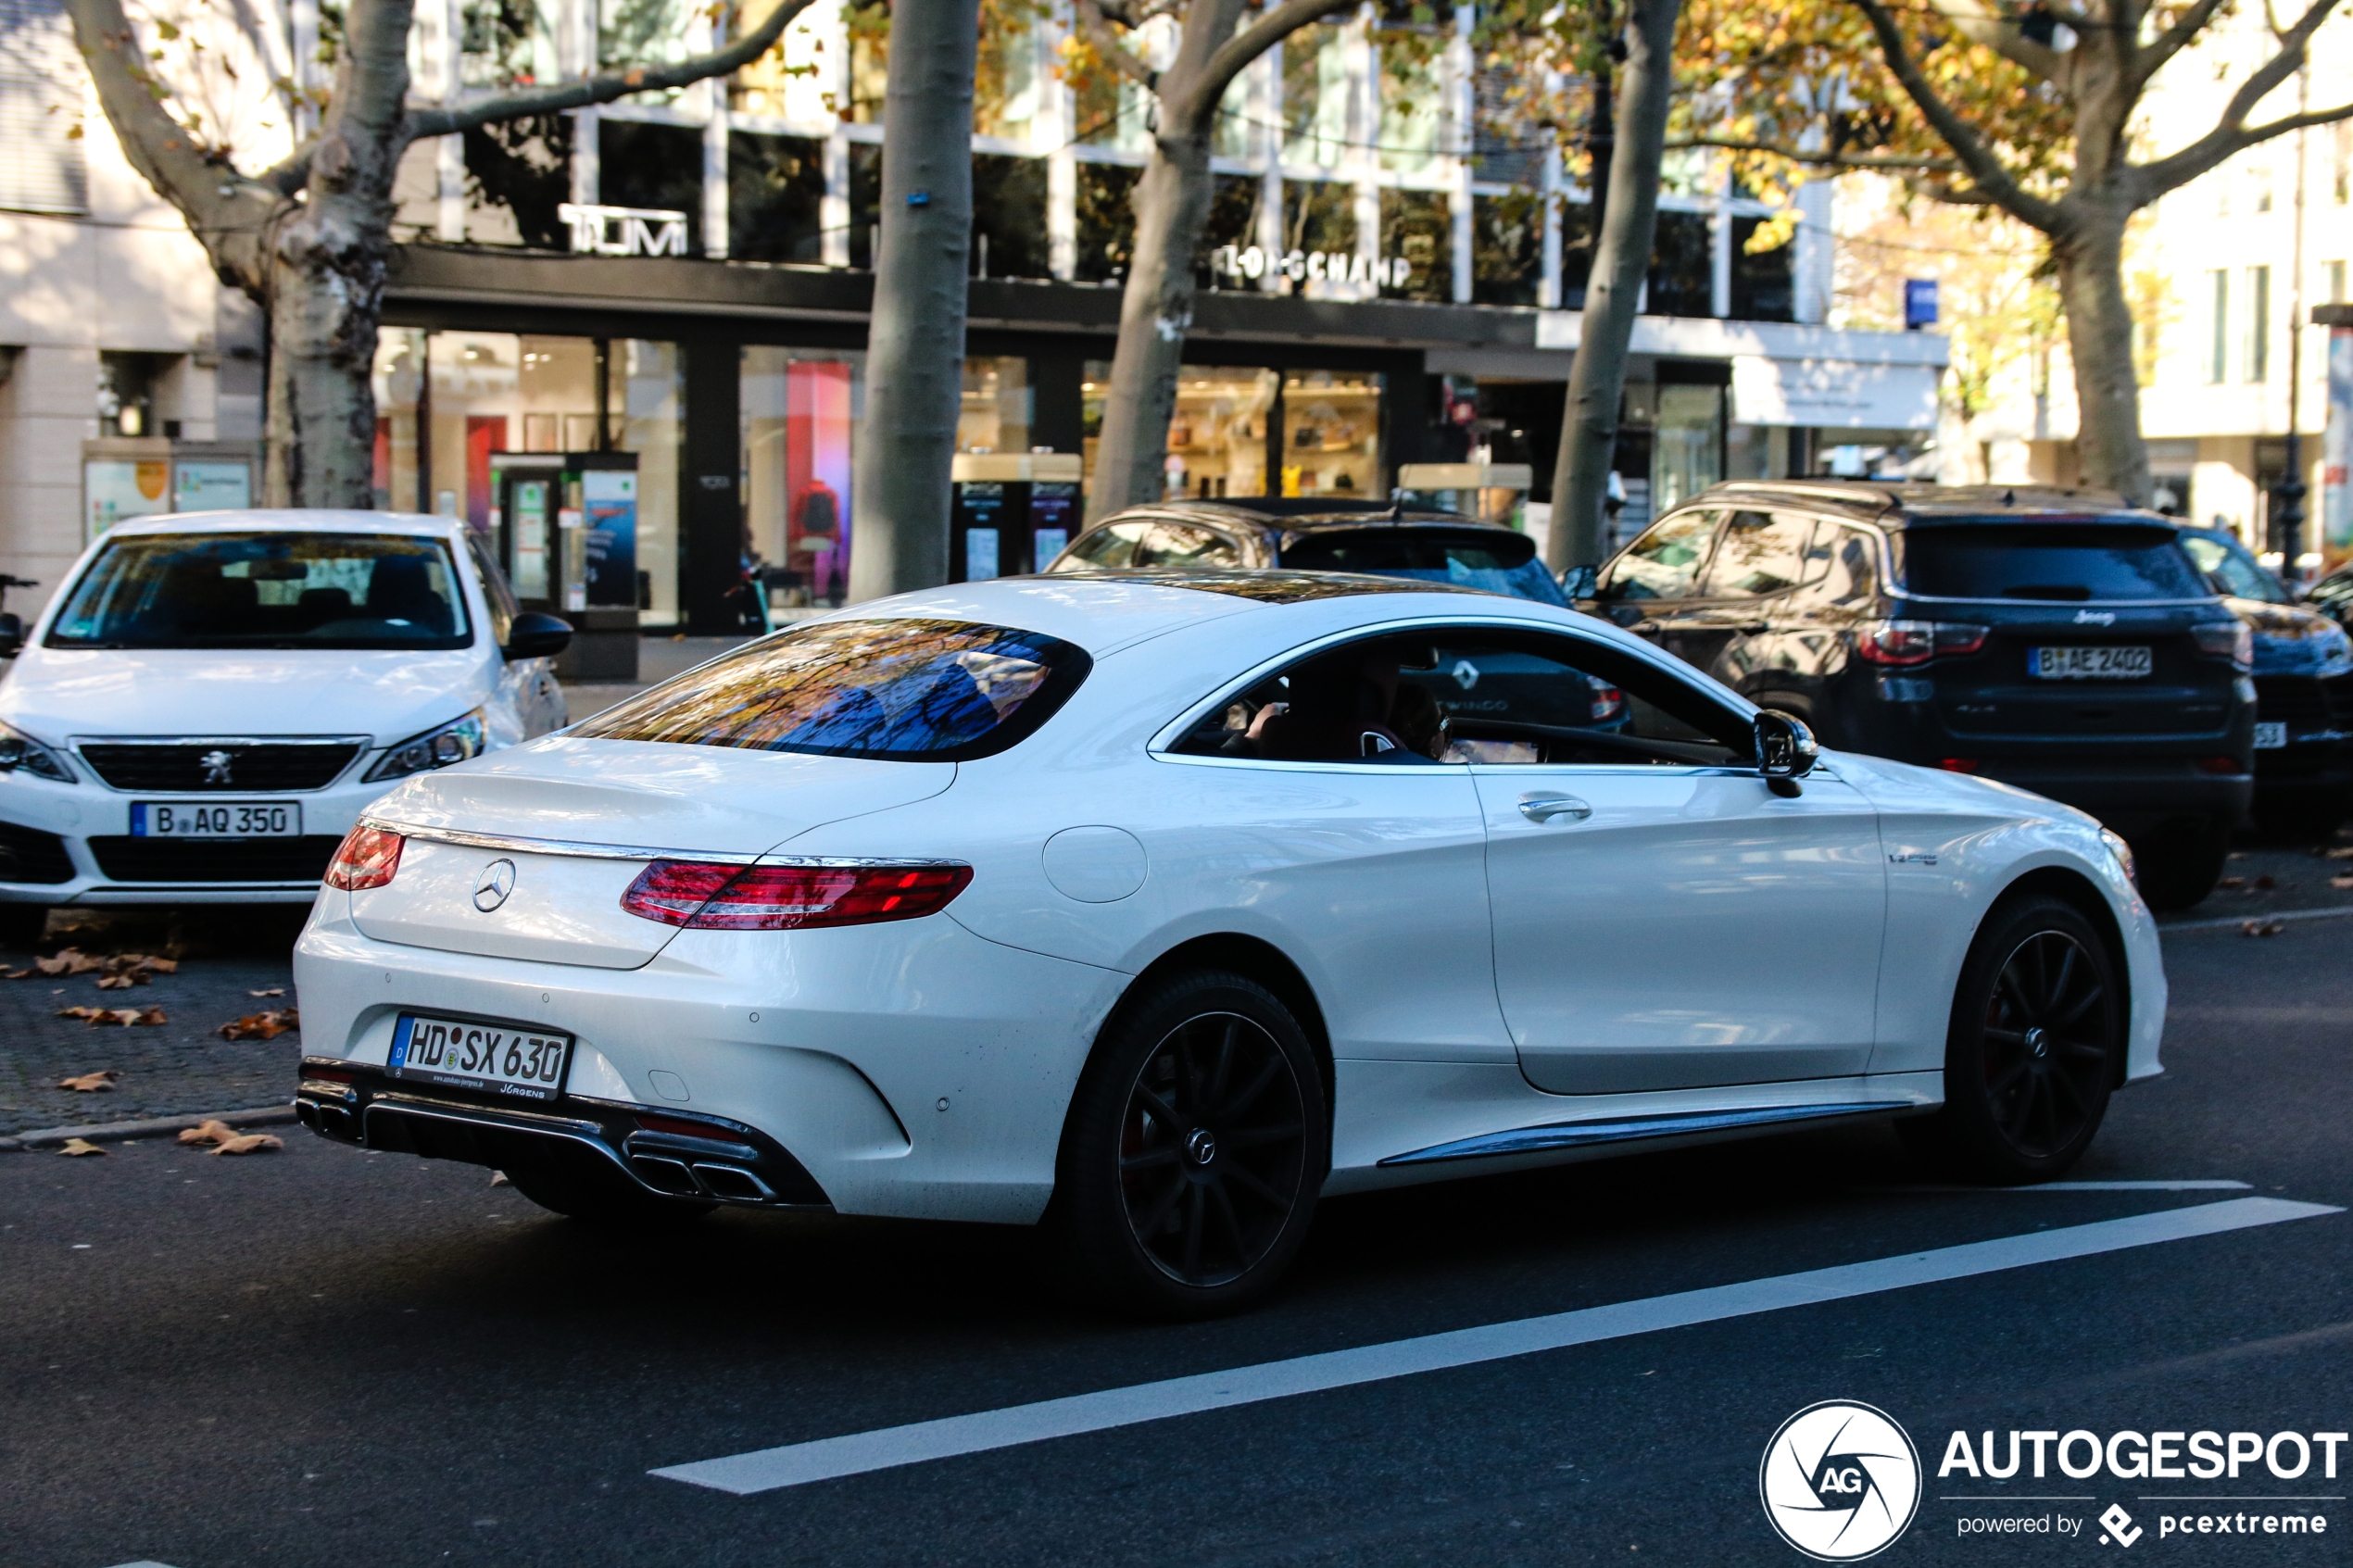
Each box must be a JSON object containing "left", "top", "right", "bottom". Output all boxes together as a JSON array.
[
  {"left": 651, "top": 1197, "right": 2339, "bottom": 1496},
  {"left": 1858, "top": 1180, "right": 2254, "bottom": 1193}
]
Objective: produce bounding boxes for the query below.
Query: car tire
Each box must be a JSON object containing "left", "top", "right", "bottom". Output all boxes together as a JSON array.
[
  {"left": 502, "top": 1160, "right": 717, "bottom": 1227},
  {"left": 1901, "top": 894, "right": 2121, "bottom": 1184},
  {"left": 1053, "top": 970, "right": 1329, "bottom": 1317},
  {"left": 2128, "top": 820, "right": 2231, "bottom": 910}
]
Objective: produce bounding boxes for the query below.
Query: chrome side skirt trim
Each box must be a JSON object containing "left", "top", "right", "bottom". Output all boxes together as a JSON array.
[{"left": 1378, "top": 1101, "right": 1917, "bottom": 1166}]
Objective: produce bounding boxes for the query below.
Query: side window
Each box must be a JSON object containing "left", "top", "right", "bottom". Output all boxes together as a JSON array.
[
  {"left": 1818, "top": 527, "right": 1881, "bottom": 608},
  {"left": 1056, "top": 521, "right": 1151, "bottom": 570},
  {"left": 1697, "top": 512, "right": 1816, "bottom": 598},
  {"left": 1132, "top": 522, "right": 1241, "bottom": 569},
  {"left": 465, "top": 533, "right": 518, "bottom": 646},
  {"left": 1597, "top": 510, "right": 1720, "bottom": 602},
  {"left": 1168, "top": 628, "right": 1750, "bottom": 768}
]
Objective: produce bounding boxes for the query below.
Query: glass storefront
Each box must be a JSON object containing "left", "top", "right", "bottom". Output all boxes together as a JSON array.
[
  {"left": 742, "top": 346, "right": 861, "bottom": 608},
  {"left": 1653, "top": 383, "right": 1726, "bottom": 516},
  {"left": 959, "top": 358, "right": 1031, "bottom": 455},
  {"left": 1281, "top": 370, "right": 1381, "bottom": 499},
  {"left": 1080, "top": 364, "right": 1277, "bottom": 504}
]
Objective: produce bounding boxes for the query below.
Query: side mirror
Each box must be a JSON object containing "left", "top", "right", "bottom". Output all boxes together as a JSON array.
[
  {"left": 1755, "top": 709, "right": 1818, "bottom": 797},
  {"left": 1559, "top": 564, "right": 1598, "bottom": 601},
  {"left": 0, "top": 613, "right": 25, "bottom": 659},
  {"left": 501, "top": 611, "right": 573, "bottom": 662}
]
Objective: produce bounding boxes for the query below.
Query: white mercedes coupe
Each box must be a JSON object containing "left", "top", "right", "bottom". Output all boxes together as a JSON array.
[{"left": 292, "top": 571, "right": 2164, "bottom": 1313}]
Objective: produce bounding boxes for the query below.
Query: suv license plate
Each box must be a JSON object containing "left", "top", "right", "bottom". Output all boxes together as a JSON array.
[
  {"left": 2255, "top": 721, "right": 2289, "bottom": 749},
  {"left": 131, "top": 802, "right": 301, "bottom": 837},
  {"left": 2029, "top": 646, "right": 2153, "bottom": 680},
  {"left": 389, "top": 1014, "right": 573, "bottom": 1100}
]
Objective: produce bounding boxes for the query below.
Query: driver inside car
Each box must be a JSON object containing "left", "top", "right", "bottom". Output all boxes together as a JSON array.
[{"left": 1241, "top": 646, "right": 1448, "bottom": 761}]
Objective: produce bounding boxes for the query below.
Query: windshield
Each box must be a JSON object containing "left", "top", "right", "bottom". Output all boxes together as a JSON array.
[
  {"left": 48, "top": 533, "right": 472, "bottom": 650},
  {"left": 573, "top": 618, "right": 1091, "bottom": 761},
  {"left": 1898, "top": 523, "right": 2210, "bottom": 602},
  {"left": 2180, "top": 533, "right": 2290, "bottom": 604},
  {"left": 1278, "top": 530, "right": 1569, "bottom": 607}
]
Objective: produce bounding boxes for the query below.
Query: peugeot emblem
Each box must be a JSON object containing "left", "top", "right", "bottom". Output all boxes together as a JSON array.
[
  {"left": 472, "top": 859, "right": 517, "bottom": 912},
  {"left": 199, "top": 748, "right": 233, "bottom": 785}
]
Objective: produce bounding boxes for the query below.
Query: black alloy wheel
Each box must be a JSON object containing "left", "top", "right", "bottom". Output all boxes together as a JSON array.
[
  {"left": 1904, "top": 894, "right": 2120, "bottom": 1183},
  {"left": 1057, "top": 971, "right": 1328, "bottom": 1315}
]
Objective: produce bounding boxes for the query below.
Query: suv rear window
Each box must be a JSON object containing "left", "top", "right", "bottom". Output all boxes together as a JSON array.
[
  {"left": 573, "top": 618, "right": 1091, "bottom": 761},
  {"left": 1899, "top": 523, "right": 2210, "bottom": 602},
  {"left": 1279, "top": 529, "right": 1567, "bottom": 606}
]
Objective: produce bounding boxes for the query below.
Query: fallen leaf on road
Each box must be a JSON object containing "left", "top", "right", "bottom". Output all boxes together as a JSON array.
[
  {"left": 57, "top": 1137, "right": 107, "bottom": 1156},
  {"left": 95, "top": 973, "right": 137, "bottom": 989},
  {"left": 2333, "top": 875, "right": 2353, "bottom": 890},
  {"left": 2255, "top": 874, "right": 2277, "bottom": 889},
  {"left": 134, "top": 1007, "right": 166, "bottom": 1025},
  {"left": 56, "top": 1070, "right": 118, "bottom": 1091},
  {"left": 248, "top": 986, "right": 285, "bottom": 997},
  {"left": 178, "top": 1119, "right": 240, "bottom": 1146},
  {"left": 2, "top": 967, "right": 31, "bottom": 979},
  {"left": 35, "top": 947, "right": 106, "bottom": 976},
  {"left": 131, "top": 955, "right": 177, "bottom": 974},
  {"left": 218, "top": 1008, "right": 297, "bottom": 1040},
  {"left": 2218, "top": 877, "right": 2246, "bottom": 889},
  {"left": 2243, "top": 919, "right": 2286, "bottom": 936},
  {"left": 2329, "top": 847, "right": 2353, "bottom": 859},
  {"left": 489, "top": 1171, "right": 510, "bottom": 1186},
  {"left": 56, "top": 1006, "right": 104, "bottom": 1021},
  {"left": 210, "top": 1133, "right": 283, "bottom": 1156}
]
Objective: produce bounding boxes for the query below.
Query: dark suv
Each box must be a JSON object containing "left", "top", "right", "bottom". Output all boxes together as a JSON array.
[
  {"left": 1588, "top": 483, "right": 2255, "bottom": 908},
  {"left": 1043, "top": 500, "right": 1569, "bottom": 606}
]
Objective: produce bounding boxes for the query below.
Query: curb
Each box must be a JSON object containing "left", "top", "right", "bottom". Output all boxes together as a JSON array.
[{"left": 0, "top": 1104, "right": 298, "bottom": 1151}]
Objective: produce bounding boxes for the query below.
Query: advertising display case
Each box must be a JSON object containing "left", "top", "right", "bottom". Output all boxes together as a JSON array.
[{"left": 950, "top": 452, "right": 1085, "bottom": 581}]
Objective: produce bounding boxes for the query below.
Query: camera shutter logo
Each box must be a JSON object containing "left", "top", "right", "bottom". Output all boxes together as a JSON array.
[{"left": 1759, "top": 1400, "right": 1921, "bottom": 1561}]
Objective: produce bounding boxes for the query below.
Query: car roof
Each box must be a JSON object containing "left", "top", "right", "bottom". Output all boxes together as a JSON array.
[
  {"left": 95, "top": 508, "right": 468, "bottom": 540},
  {"left": 1690, "top": 482, "right": 2168, "bottom": 528},
  {"left": 1093, "top": 500, "right": 1506, "bottom": 542}
]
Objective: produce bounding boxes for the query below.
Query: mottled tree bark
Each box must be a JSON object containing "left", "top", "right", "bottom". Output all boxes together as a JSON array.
[
  {"left": 2051, "top": 210, "right": 2149, "bottom": 505},
  {"left": 1548, "top": 0, "right": 1678, "bottom": 571},
  {"left": 846, "top": 0, "right": 980, "bottom": 598}
]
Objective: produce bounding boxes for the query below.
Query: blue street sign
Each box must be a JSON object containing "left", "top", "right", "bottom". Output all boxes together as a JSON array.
[{"left": 1905, "top": 278, "right": 1940, "bottom": 330}]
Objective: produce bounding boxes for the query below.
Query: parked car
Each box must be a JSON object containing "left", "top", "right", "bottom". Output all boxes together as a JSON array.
[
  {"left": 1583, "top": 482, "right": 2253, "bottom": 909},
  {"left": 2172, "top": 523, "right": 2353, "bottom": 838},
  {"left": 0, "top": 510, "right": 572, "bottom": 934},
  {"left": 292, "top": 572, "right": 2158, "bottom": 1314},
  {"left": 1042, "top": 499, "right": 1570, "bottom": 606}
]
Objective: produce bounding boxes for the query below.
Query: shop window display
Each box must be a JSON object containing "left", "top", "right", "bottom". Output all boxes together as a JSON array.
[
  {"left": 743, "top": 347, "right": 860, "bottom": 609},
  {"left": 959, "top": 358, "right": 1032, "bottom": 455},
  {"left": 371, "top": 330, "right": 427, "bottom": 512},
  {"left": 1082, "top": 363, "right": 1274, "bottom": 504},
  {"left": 1281, "top": 370, "right": 1381, "bottom": 498}
]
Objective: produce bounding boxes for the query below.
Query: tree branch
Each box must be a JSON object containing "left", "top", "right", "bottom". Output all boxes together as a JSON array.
[
  {"left": 1670, "top": 133, "right": 1962, "bottom": 173},
  {"left": 66, "top": 0, "right": 283, "bottom": 293},
  {"left": 1073, "top": 0, "right": 1162, "bottom": 91},
  {"left": 2134, "top": 0, "right": 2345, "bottom": 195},
  {"left": 2128, "top": 0, "right": 2229, "bottom": 91},
  {"left": 400, "top": 0, "right": 823, "bottom": 144},
  {"left": 1849, "top": 0, "right": 2065, "bottom": 231},
  {"left": 1171, "top": 0, "right": 1357, "bottom": 132},
  {"left": 1917, "top": 0, "right": 2070, "bottom": 85}
]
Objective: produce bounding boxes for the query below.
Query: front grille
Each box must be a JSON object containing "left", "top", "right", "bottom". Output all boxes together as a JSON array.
[
  {"left": 78, "top": 741, "right": 363, "bottom": 792},
  {"left": 0, "top": 820, "right": 76, "bottom": 884},
  {"left": 86, "top": 834, "right": 342, "bottom": 884}
]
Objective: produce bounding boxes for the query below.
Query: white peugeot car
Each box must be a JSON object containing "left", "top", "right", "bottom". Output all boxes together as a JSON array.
[
  {"left": 0, "top": 510, "right": 571, "bottom": 931},
  {"left": 292, "top": 572, "right": 2163, "bottom": 1313}
]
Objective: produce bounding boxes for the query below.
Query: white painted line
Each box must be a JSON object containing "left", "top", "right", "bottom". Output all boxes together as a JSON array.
[
  {"left": 651, "top": 1197, "right": 2339, "bottom": 1496},
  {"left": 1857, "top": 1180, "right": 2253, "bottom": 1193},
  {"left": 2162, "top": 904, "right": 2353, "bottom": 933}
]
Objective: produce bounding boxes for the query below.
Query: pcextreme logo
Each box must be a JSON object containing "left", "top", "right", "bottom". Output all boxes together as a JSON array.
[{"left": 1760, "top": 1400, "right": 1924, "bottom": 1561}]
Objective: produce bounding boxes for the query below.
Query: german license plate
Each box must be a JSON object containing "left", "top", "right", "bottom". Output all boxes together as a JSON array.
[
  {"left": 388, "top": 1013, "right": 572, "bottom": 1100},
  {"left": 2028, "top": 646, "right": 2152, "bottom": 680},
  {"left": 131, "top": 801, "right": 301, "bottom": 837},
  {"left": 2255, "top": 721, "right": 2288, "bottom": 749}
]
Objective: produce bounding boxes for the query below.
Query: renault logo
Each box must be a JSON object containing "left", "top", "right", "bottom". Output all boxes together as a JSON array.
[{"left": 472, "top": 859, "right": 517, "bottom": 912}]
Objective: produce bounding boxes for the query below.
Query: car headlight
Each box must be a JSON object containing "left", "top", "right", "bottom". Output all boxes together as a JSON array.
[
  {"left": 2099, "top": 827, "right": 2136, "bottom": 884},
  {"left": 0, "top": 720, "right": 76, "bottom": 784},
  {"left": 365, "top": 709, "right": 488, "bottom": 782}
]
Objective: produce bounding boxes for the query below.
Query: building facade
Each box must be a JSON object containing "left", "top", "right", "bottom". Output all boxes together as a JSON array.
[{"left": 1, "top": 0, "right": 1945, "bottom": 630}]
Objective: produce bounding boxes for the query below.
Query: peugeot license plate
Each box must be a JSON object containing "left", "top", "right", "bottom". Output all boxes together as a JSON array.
[
  {"left": 2028, "top": 646, "right": 2153, "bottom": 680},
  {"left": 131, "top": 802, "right": 301, "bottom": 837},
  {"left": 388, "top": 1013, "right": 572, "bottom": 1100}
]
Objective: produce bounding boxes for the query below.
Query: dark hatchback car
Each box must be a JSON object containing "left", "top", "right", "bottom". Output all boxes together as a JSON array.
[
  {"left": 1586, "top": 483, "right": 2254, "bottom": 908},
  {"left": 1041, "top": 500, "right": 1570, "bottom": 607},
  {"left": 2175, "top": 523, "right": 2353, "bottom": 838}
]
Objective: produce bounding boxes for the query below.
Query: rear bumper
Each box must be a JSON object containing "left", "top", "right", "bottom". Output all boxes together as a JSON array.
[{"left": 294, "top": 1062, "right": 830, "bottom": 1208}]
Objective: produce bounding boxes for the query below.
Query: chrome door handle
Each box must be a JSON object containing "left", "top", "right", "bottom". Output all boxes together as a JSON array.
[{"left": 1517, "top": 793, "right": 1593, "bottom": 823}]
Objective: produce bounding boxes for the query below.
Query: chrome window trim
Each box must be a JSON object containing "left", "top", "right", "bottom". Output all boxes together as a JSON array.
[{"left": 359, "top": 817, "right": 964, "bottom": 870}]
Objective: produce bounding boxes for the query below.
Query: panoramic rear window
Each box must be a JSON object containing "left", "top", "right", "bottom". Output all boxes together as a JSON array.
[
  {"left": 1278, "top": 530, "right": 1569, "bottom": 607},
  {"left": 47, "top": 532, "right": 472, "bottom": 650},
  {"left": 572, "top": 618, "right": 1091, "bottom": 761},
  {"left": 1899, "top": 523, "right": 2210, "bottom": 602}
]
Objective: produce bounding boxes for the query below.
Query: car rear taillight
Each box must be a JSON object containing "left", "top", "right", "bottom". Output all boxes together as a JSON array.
[
  {"left": 1857, "top": 621, "right": 1988, "bottom": 665},
  {"left": 325, "top": 825, "right": 405, "bottom": 890},
  {"left": 620, "top": 860, "right": 974, "bottom": 930},
  {"left": 2199, "top": 757, "right": 2244, "bottom": 775},
  {"left": 1938, "top": 758, "right": 1982, "bottom": 772},
  {"left": 2193, "top": 620, "right": 2254, "bottom": 671}
]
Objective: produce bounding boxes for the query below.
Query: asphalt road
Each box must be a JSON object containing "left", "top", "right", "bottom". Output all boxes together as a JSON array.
[{"left": 5, "top": 884, "right": 2351, "bottom": 1566}]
